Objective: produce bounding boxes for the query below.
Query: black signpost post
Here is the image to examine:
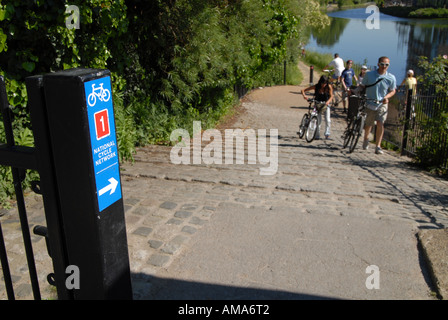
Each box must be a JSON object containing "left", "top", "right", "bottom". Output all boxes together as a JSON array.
[
  {"left": 40, "top": 68, "right": 132, "bottom": 299},
  {"left": 1, "top": 68, "right": 132, "bottom": 299}
]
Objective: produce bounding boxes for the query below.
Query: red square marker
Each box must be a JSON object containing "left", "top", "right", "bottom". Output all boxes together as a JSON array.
[{"left": 94, "top": 109, "right": 110, "bottom": 140}]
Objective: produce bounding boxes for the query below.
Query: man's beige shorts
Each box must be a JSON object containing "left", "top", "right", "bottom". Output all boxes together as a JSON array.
[{"left": 365, "top": 104, "right": 388, "bottom": 126}]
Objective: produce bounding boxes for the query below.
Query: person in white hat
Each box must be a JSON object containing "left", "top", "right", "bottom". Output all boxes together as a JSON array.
[
  {"left": 400, "top": 69, "right": 418, "bottom": 121},
  {"left": 400, "top": 69, "right": 417, "bottom": 96},
  {"left": 358, "top": 65, "right": 368, "bottom": 85}
]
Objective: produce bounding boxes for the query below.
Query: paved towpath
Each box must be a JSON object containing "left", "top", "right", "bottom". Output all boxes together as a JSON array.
[
  {"left": 1, "top": 62, "right": 447, "bottom": 300},
  {"left": 122, "top": 64, "right": 448, "bottom": 299}
]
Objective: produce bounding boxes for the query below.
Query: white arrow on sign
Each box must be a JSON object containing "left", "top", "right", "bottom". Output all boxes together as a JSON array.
[{"left": 99, "top": 177, "right": 118, "bottom": 196}]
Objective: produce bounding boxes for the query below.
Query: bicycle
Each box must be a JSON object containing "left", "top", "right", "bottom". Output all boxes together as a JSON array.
[
  {"left": 341, "top": 94, "right": 379, "bottom": 153},
  {"left": 87, "top": 83, "right": 111, "bottom": 107},
  {"left": 298, "top": 98, "right": 327, "bottom": 143},
  {"left": 323, "top": 69, "right": 344, "bottom": 107}
]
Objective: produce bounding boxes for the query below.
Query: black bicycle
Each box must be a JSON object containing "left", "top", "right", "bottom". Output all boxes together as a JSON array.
[
  {"left": 298, "top": 98, "right": 327, "bottom": 143},
  {"left": 342, "top": 95, "right": 378, "bottom": 153}
]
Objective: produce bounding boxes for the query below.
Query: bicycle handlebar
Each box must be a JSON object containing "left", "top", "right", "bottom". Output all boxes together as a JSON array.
[
  {"left": 307, "top": 98, "right": 327, "bottom": 105},
  {"left": 350, "top": 95, "right": 382, "bottom": 104}
]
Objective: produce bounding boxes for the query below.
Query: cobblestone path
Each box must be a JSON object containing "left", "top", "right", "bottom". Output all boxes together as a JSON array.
[{"left": 1, "top": 71, "right": 447, "bottom": 300}]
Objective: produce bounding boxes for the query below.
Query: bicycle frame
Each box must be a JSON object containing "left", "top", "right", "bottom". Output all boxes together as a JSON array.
[
  {"left": 91, "top": 84, "right": 106, "bottom": 98},
  {"left": 308, "top": 99, "right": 327, "bottom": 116},
  {"left": 298, "top": 98, "right": 326, "bottom": 142},
  {"left": 306, "top": 99, "right": 326, "bottom": 142},
  {"left": 342, "top": 94, "right": 379, "bottom": 152},
  {"left": 87, "top": 83, "right": 111, "bottom": 107}
]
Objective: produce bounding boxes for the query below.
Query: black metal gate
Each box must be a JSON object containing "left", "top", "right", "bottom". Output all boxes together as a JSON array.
[{"left": 0, "top": 75, "right": 71, "bottom": 300}]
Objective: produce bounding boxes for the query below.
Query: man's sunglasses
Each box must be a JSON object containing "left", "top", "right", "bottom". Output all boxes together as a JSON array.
[{"left": 379, "top": 63, "right": 390, "bottom": 67}]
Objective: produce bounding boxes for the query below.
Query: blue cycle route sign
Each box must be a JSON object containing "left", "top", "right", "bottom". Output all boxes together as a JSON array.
[{"left": 84, "top": 76, "right": 122, "bottom": 212}]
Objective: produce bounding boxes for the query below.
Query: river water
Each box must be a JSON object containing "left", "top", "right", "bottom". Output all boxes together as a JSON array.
[{"left": 306, "top": 8, "right": 448, "bottom": 84}]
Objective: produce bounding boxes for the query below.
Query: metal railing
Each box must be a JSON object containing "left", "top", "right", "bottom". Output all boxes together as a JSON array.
[
  {"left": 383, "top": 86, "right": 448, "bottom": 170},
  {"left": 234, "top": 61, "right": 287, "bottom": 99}
]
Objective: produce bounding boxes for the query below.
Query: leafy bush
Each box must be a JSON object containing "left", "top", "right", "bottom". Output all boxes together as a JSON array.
[
  {"left": 0, "top": 0, "right": 329, "bottom": 207},
  {"left": 409, "top": 8, "right": 448, "bottom": 18},
  {"left": 418, "top": 55, "right": 448, "bottom": 96}
]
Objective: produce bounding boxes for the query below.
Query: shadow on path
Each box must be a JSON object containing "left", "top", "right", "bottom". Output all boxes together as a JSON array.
[{"left": 132, "top": 273, "right": 335, "bottom": 300}]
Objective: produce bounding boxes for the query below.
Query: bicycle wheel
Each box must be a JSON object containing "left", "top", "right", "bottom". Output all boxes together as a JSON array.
[
  {"left": 305, "top": 115, "right": 318, "bottom": 143},
  {"left": 102, "top": 89, "right": 111, "bottom": 102},
  {"left": 349, "top": 117, "right": 364, "bottom": 153},
  {"left": 342, "top": 119, "right": 355, "bottom": 149},
  {"left": 333, "top": 83, "right": 343, "bottom": 107},
  {"left": 298, "top": 114, "right": 309, "bottom": 139},
  {"left": 87, "top": 93, "right": 96, "bottom": 107},
  {"left": 333, "top": 91, "right": 341, "bottom": 107}
]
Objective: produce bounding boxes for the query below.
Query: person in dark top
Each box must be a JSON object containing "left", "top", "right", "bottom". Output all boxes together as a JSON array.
[
  {"left": 301, "top": 75, "right": 334, "bottom": 139},
  {"left": 341, "top": 60, "right": 358, "bottom": 113}
]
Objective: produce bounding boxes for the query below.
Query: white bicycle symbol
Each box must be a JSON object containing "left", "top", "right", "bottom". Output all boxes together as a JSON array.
[{"left": 87, "top": 83, "right": 111, "bottom": 107}]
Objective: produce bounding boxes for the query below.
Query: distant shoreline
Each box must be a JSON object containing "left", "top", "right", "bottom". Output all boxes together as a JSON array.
[
  {"left": 323, "top": 3, "right": 448, "bottom": 19},
  {"left": 379, "top": 6, "right": 448, "bottom": 19},
  {"left": 323, "top": 1, "right": 376, "bottom": 13}
]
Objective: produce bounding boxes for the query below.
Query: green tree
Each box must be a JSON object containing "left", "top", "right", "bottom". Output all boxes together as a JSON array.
[
  {"left": 418, "top": 55, "right": 448, "bottom": 95},
  {"left": 0, "top": 1, "right": 129, "bottom": 207},
  {"left": 0, "top": 0, "right": 330, "bottom": 206}
]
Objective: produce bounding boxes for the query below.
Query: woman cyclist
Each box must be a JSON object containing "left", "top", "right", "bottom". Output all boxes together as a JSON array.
[
  {"left": 358, "top": 65, "right": 368, "bottom": 85},
  {"left": 301, "top": 75, "right": 334, "bottom": 139}
]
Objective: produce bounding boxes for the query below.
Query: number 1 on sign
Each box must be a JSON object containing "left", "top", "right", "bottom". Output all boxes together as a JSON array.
[{"left": 100, "top": 116, "right": 105, "bottom": 132}]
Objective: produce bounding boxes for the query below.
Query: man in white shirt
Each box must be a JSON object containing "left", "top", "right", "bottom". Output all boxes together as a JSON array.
[{"left": 325, "top": 53, "right": 345, "bottom": 80}]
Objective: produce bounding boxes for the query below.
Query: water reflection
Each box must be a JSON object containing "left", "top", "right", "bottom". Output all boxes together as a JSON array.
[
  {"left": 403, "top": 20, "right": 448, "bottom": 75},
  {"left": 306, "top": 8, "right": 448, "bottom": 83},
  {"left": 311, "top": 18, "right": 349, "bottom": 47}
]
